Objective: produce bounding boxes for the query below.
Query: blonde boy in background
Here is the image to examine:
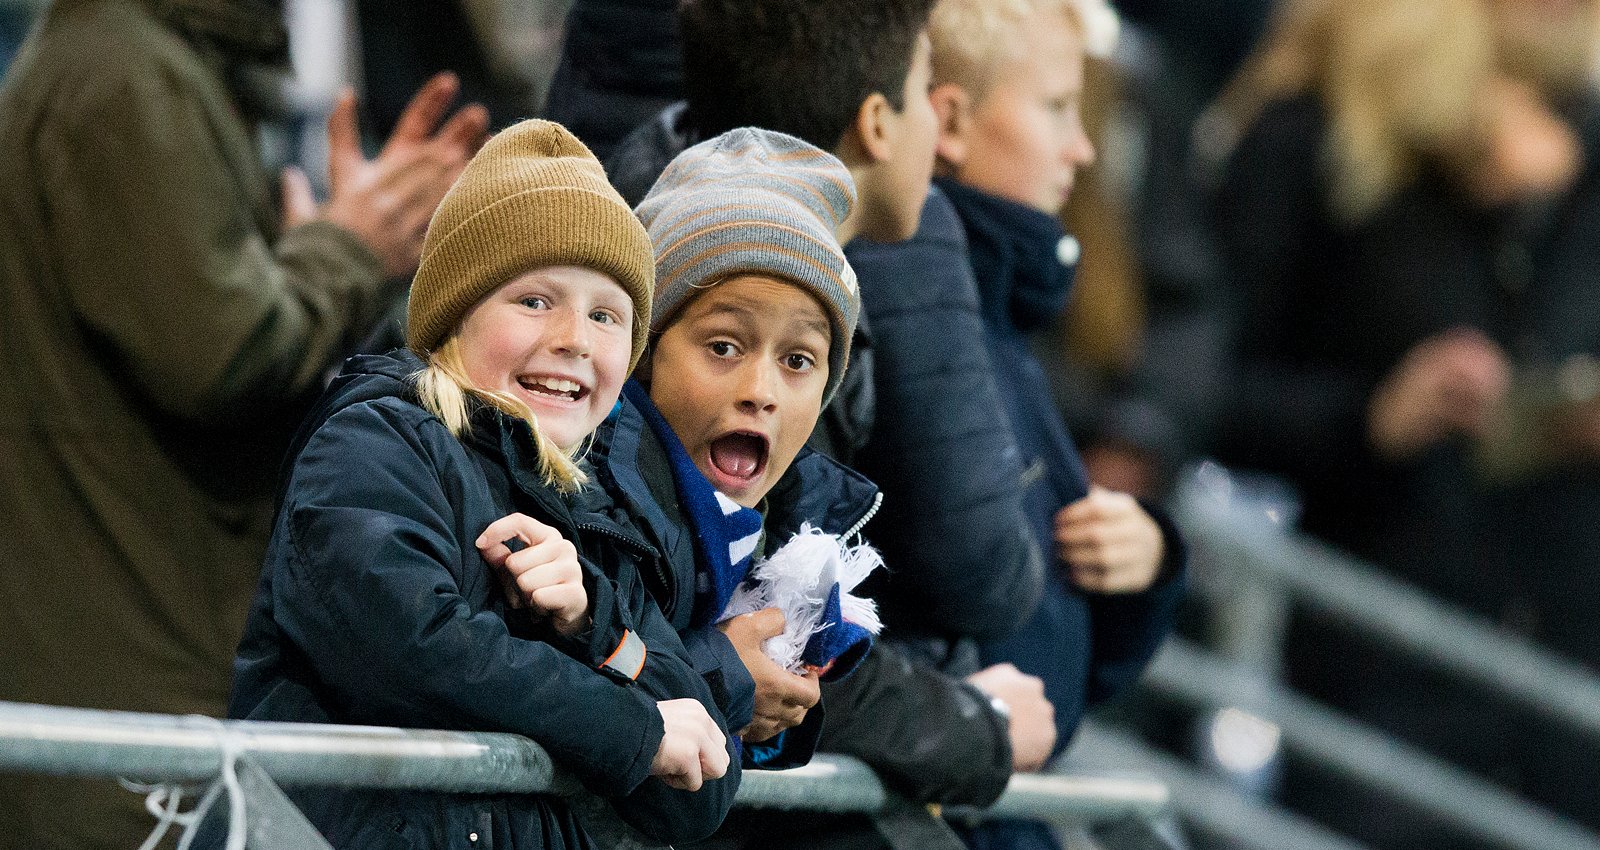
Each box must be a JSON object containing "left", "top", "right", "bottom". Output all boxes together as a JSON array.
[{"left": 921, "top": 1, "right": 1188, "bottom": 845}]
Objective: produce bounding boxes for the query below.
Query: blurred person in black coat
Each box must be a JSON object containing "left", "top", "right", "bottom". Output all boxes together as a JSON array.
[{"left": 1213, "top": 0, "right": 1600, "bottom": 841}]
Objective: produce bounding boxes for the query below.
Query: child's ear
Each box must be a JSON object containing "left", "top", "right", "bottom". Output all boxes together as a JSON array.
[
  {"left": 847, "top": 92, "right": 897, "bottom": 165},
  {"left": 930, "top": 83, "right": 972, "bottom": 169}
]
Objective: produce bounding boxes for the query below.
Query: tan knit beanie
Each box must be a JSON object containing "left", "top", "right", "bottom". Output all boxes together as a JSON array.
[{"left": 407, "top": 119, "right": 655, "bottom": 369}]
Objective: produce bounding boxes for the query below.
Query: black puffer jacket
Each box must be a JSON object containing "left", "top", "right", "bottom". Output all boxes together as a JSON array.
[
  {"left": 849, "top": 185, "right": 1045, "bottom": 647},
  {"left": 229, "top": 351, "right": 739, "bottom": 849}
]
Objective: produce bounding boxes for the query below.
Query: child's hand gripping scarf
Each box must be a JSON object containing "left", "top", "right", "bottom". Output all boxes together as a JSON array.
[
  {"left": 720, "top": 523, "right": 883, "bottom": 680},
  {"left": 624, "top": 380, "right": 881, "bottom": 681}
]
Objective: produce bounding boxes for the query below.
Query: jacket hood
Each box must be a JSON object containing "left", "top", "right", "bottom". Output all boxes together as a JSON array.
[
  {"left": 276, "top": 349, "right": 580, "bottom": 521},
  {"left": 304, "top": 349, "right": 424, "bottom": 429},
  {"left": 159, "top": 0, "right": 287, "bottom": 63},
  {"left": 272, "top": 350, "right": 425, "bottom": 507}
]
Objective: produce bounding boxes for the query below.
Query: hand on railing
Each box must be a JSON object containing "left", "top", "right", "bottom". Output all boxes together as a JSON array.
[
  {"left": 967, "top": 663, "right": 1056, "bottom": 772},
  {"left": 652, "top": 699, "right": 732, "bottom": 791}
]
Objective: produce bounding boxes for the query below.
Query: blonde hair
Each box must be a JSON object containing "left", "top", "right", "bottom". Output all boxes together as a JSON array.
[
  {"left": 411, "top": 337, "right": 588, "bottom": 493},
  {"left": 1214, "top": 0, "right": 1496, "bottom": 223},
  {"left": 929, "top": 0, "right": 1118, "bottom": 98}
]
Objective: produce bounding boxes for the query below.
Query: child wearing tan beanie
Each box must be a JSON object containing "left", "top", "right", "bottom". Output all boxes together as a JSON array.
[{"left": 228, "top": 120, "right": 738, "bottom": 849}]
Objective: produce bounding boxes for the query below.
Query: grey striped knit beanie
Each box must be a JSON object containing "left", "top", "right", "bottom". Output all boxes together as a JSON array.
[{"left": 635, "top": 127, "right": 860, "bottom": 405}]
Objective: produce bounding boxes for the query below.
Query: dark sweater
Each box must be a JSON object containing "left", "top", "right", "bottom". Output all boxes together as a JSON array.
[{"left": 1214, "top": 94, "right": 1600, "bottom": 627}]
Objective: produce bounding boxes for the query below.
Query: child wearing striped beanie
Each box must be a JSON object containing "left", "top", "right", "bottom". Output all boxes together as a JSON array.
[
  {"left": 635, "top": 126, "right": 861, "bottom": 406},
  {"left": 601, "top": 127, "right": 882, "bottom": 764}
]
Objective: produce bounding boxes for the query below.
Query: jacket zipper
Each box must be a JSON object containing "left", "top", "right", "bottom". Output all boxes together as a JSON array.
[
  {"left": 575, "top": 521, "right": 656, "bottom": 556},
  {"left": 841, "top": 490, "right": 884, "bottom": 544},
  {"left": 576, "top": 521, "right": 677, "bottom": 619}
]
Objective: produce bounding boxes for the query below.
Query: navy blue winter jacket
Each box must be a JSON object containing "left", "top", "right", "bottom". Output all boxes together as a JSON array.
[
  {"left": 849, "top": 185, "right": 1045, "bottom": 646},
  {"left": 937, "top": 178, "right": 1188, "bottom": 750},
  {"left": 228, "top": 351, "right": 739, "bottom": 849},
  {"left": 582, "top": 385, "right": 884, "bottom": 769}
]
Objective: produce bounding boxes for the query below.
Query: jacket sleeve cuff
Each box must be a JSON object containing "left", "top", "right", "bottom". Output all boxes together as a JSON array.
[
  {"left": 585, "top": 687, "right": 665, "bottom": 796},
  {"left": 957, "top": 680, "right": 1017, "bottom": 807},
  {"left": 743, "top": 700, "right": 824, "bottom": 770},
  {"left": 282, "top": 220, "right": 385, "bottom": 285},
  {"left": 1139, "top": 499, "right": 1189, "bottom": 589},
  {"left": 564, "top": 563, "right": 647, "bottom": 683}
]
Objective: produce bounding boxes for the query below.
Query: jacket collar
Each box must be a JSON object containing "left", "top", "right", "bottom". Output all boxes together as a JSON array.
[
  {"left": 606, "top": 381, "right": 881, "bottom": 540},
  {"left": 297, "top": 349, "right": 579, "bottom": 524},
  {"left": 275, "top": 350, "right": 421, "bottom": 508},
  {"left": 588, "top": 382, "right": 883, "bottom": 617},
  {"left": 764, "top": 449, "right": 882, "bottom": 543},
  {"left": 936, "top": 177, "right": 1077, "bottom": 334},
  {"left": 586, "top": 384, "right": 697, "bottom": 624}
]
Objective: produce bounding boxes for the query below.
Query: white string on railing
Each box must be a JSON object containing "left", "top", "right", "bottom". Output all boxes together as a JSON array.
[{"left": 119, "top": 716, "right": 248, "bottom": 850}]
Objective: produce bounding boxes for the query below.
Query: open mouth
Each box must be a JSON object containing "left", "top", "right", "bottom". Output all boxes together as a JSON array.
[
  {"left": 709, "top": 431, "right": 769, "bottom": 482},
  {"left": 518, "top": 375, "right": 587, "bottom": 403}
]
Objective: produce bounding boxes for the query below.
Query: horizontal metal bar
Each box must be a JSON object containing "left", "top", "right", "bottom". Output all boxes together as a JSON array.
[
  {"left": 1066, "top": 719, "right": 1371, "bottom": 850},
  {"left": 0, "top": 702, "right": 562, "bottom": 794},
  {"left": 980, "top": 772, "right": 1169, "bottom": 823},
  {"left": 1146, "top": 638, "right": 1600, "bottom": 850},
  {"left": 0, "top": 701, "right": 1169, "bottom": 827},
  {"left": 735, "top": 752, "right": 890, "bottom": 813},
  {"left": 1173, "top": 470, "right": 1600, "bottom": 743}
]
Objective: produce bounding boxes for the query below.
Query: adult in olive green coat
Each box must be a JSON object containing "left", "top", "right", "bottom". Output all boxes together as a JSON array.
[{"left": 0, "top": 0, "right": 488, "bottom": 845}]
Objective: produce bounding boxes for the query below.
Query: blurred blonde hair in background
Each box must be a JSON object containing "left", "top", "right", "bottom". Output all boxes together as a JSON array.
[{"left": 1216, "top": 0, "right": 1498, "bottom": 223}]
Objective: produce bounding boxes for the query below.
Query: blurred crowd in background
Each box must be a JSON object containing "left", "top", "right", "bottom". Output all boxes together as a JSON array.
[{"left": 3, "top": 0, "right": 1600, "bottom": 848}]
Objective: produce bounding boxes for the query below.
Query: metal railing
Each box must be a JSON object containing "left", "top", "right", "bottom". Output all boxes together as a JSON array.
[
  {"left": 1173, "top": 463, "right": 1600, "bottom": 742},
  {"left": 1146, "top": 462, "right": 1600, "bottom": 850},
  {"left": 0, "top": 699, "right": 1171, "bottom": 845},
  {"left": 1146, "top": 638, "right": 1600, "bottom": 850},
  {"left": 1068, "top": 720, "right": 1367, "bottom": 850}
]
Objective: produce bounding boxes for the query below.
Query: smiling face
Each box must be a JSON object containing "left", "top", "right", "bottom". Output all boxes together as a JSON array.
[
  {"left": 647, "top": 275, "right": 832, "bottom": 508},
  {"left": 456, "top": 265, "right": 634, "bottom": 450},
  {"left": 940, "top": 10, "right": 1094, "bottom": 213}
]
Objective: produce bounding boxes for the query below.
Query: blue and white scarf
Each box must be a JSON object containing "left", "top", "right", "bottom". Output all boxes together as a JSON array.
[
  {"left": 624, "top": 381, "right": 879, "bottom": 681},
  {"left": 624, "top": 380, "right": 764, "bottom": 629}
]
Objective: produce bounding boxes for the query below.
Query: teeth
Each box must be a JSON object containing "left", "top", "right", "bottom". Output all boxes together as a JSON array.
[{"left": 528, "top": 377, "right": 580, "bottom": 395}]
